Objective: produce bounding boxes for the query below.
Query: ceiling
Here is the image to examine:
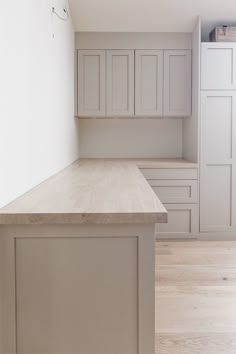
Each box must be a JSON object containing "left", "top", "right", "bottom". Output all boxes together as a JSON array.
[{"left": 69, "top": 0, "right": 236, "bottom": 37}]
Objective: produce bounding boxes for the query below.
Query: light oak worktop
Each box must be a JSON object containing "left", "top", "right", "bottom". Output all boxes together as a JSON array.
[{"left": 0, "top": 159, "right": 197, "bottom": 225}]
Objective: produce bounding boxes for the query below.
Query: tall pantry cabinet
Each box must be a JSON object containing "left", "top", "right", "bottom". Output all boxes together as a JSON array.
[{"left": 200, "top": 43, "right": 236, "bottom": 232}]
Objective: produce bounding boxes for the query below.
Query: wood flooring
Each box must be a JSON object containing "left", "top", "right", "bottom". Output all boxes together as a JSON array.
[{"left": 155, "top": 241, "right": 236, "bottom": 354}]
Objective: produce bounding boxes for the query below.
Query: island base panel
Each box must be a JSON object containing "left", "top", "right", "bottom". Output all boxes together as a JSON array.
[{"left": 0, "top": 224, "right": 155, "bottom": 354}]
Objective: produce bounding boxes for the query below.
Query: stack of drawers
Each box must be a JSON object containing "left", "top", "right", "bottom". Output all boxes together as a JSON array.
[{"left": 140, "top": 168, "right": 199, "bottom": 238}]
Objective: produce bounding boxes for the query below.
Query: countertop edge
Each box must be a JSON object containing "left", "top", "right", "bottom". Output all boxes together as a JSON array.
[{"left": 0, "top": 212, "right": 168, "bottom": 225}]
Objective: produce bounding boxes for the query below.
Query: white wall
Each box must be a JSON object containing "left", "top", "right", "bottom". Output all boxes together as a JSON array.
[
  {"left": 70, "top": 0, "right": 236, "bottom": 33},
  {"left": 79, "top": 119, "right": 183, "bottom": 158},
  {"left": 183, "top": 17, "right": 201, "bottom": 162},
  {"left": 75, "top": 32, "right": 192, "bottom": 49},
  {"left": 0, "top": 0, "right": 79, "bottom": 208}
]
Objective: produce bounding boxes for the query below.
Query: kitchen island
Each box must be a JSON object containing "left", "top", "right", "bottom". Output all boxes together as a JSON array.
[{"left": 0, "top": 159, "right": 168, "bottom": 354}]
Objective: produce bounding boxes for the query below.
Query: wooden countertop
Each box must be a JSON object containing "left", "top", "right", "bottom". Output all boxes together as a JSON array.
[{"left": 0, "top": 159, "right": 197, "bottom": 225}]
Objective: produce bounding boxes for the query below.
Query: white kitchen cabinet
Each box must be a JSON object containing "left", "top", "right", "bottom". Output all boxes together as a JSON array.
[
  {"left": 200, "top": 91, "right": 236, "bottom": 232},
  {"left": 201, "top": 43, "right": 236, "bottom": 90},
  {"left": 77, "top": 47, "right": 192, "bottom": 118},
  {"left": 1, "top": 224, "right": 156, "bottom": 354},
  {"left": 77, "top": 50, "right": 106, "bottom": 117},
  {"left": 135, "top": 50, "right": 163, "bottom": 116},
  {"left": 164, "top": 50, "right": 192, "bottom": 117},
  {"left": 107, "top": 50, "right": 134, "bottom": 117},
  {"left": 140, "top": 167, "right": 199, "bottom": 238}
]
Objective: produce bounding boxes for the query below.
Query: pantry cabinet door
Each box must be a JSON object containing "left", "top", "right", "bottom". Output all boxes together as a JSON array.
[
  {"left": 78, "top": 50, "right": 106, "bottom": 117},
  {"left": 107, "top": 50, "right": 134, "bottom": 117},
  {"left": 135, "top": 50, "right": 163, "bottom": 117},
  {"left": 164, "top": 50, "right": 192, "bottom": 117},
  {"left": 200, "top": 91, "right": 236, "bottom": 232},
  {"left": 201, "top": 43, "right": 236, "bottom": 90}
]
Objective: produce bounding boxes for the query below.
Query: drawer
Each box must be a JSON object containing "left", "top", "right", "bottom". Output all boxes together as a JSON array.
[
  {"left": 149, "top": 180, "right": 198, "bottom": 203},
  {"left": 156, "top": 204, "right": 198, "bottom": 235},
  {"left": 140, "top": 168, "right": 198, "bottom": 180}
]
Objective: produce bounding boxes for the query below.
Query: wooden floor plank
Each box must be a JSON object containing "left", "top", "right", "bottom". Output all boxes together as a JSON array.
[
  {"left": 156, "top": 285, "right": 236, "bottom": 297},
  {"left": 155, "top": 333, "right": 236, "bottom": 354},
  {"left": 157, "top": 241, "right": 236, "bottom": 248},
  {"left": 156, "top": 265, "right": 236, "bottom": 285},
  {"left": 156, "top": 254, "right": 236, "bottom": 265}
]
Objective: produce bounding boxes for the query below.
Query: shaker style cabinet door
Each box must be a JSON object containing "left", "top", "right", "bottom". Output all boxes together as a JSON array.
[
  {"left": 200, "top": 91, "right": 236, "bottom": 232},
  {"left": 201, "top": 43, "right": 236, "bottom": 90},
  {"left": 77, "top": 50, "right": 106, "bottom": 117},
  {"left": 135, "top": 50, "right": 163, "bottom": 116},
  {"left": 156, "top": 204, "right": 198, "bottom": 236},
  {"left": 164, "top": 50, "right": 192, "bottom": 117},
  {"left": 106, "top": 50, "right": 134, "bottom": 117}
]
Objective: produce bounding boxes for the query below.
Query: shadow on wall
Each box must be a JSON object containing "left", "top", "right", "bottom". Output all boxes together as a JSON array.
[{"left": 79, "top": 118, "right": 183, "bottom": 158}]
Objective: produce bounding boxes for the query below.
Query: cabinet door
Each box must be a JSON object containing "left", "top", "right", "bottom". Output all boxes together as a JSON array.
[
  {"left": 164, "top": 50, "right": 192, "bottom": 117},
  {"left": 78, "top": 50, "right": 106, "bottom": 117},
  {"left": 200, "top": 91, "right": 236, "bottom": 232},
  {"left": 107, "top": 50, "right": 134, "bottom": 117},
  {"left": 135, "top": 50, "right": 163, "bottom": 116},
  {"left": 156, "top": 204, "right": 198, "bottom": 237},
  {"left": 201, "top": 43, "right": 236, "bottom": 90}
]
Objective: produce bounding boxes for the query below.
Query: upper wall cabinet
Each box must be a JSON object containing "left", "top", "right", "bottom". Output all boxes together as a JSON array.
[
  {"left": 78, "top": 50, "right": 106, "bottom": 117},
  {"left": 201, "top": 43, "right": 236, "bottom": 90},
  {"left": 135, "top": 50, "right": 163, "bottom": 117},
  {"left": 164, "top": 50, "right": 192, "bottom": 117},
  {"left": 107, "top": 50, "right": 134, "bottom": 117},
  {"left": 77, "top": 48, "right": 192, "bottom": 118}
]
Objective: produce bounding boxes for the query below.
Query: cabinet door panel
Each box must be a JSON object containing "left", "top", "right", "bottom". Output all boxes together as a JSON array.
[
  {"left": 107, "top": 50, "right": 134, "bottom": 116},
  {"left": 135, "top": 50, "right": 163, "bottom": 116},
  {"left": 203, "top": 165, "right": 232, "bottom": 229},
  {"left": 200, "top": 91, "right": 236, "bottom": 232},
  {"left": 204, "top": 95, "right": 233, "bottom": 161},
  {"left": 164, "top": 50, "right": 192, "bottom": 117},
  {"left": 78, "top": 50, "right": 106, "bottom": 117},
  {"left": 201, "top": 43, "right": 236, "bottom": 90},
  {"left": 16, "top": 237, "right": 138, "bottom": 354},
  {"left": 156, "top": 204, "right": 198, "bottom": 235}
]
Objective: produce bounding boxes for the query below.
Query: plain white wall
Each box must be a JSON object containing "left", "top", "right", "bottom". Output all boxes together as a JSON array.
[
  {"left": 79, "top": 118, "right": 183, "bottom": 158},
  {"left": 70, "top": 0, "right": 236, "bottom": 33},
  {"left": 0, "top": 0, "right": 79, "bottom": 208},
  {"left": 183, "top": 17, "right": 201, "bottom": 162}
]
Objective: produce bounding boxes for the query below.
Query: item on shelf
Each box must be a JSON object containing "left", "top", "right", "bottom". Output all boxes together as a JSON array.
[{"left": 210, "top": 26, "right": 236, "bottom": 42}]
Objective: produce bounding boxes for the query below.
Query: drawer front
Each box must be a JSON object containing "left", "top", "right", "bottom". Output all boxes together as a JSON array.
[
  {"left": 140, "top": 168, "right": 198, "bottom": 180},
  {"left": 156, "top": 204, "right": 198, "bottom": 234},
  {"left": 149, "top": 180, "right": 198, "bottom": 203}
]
